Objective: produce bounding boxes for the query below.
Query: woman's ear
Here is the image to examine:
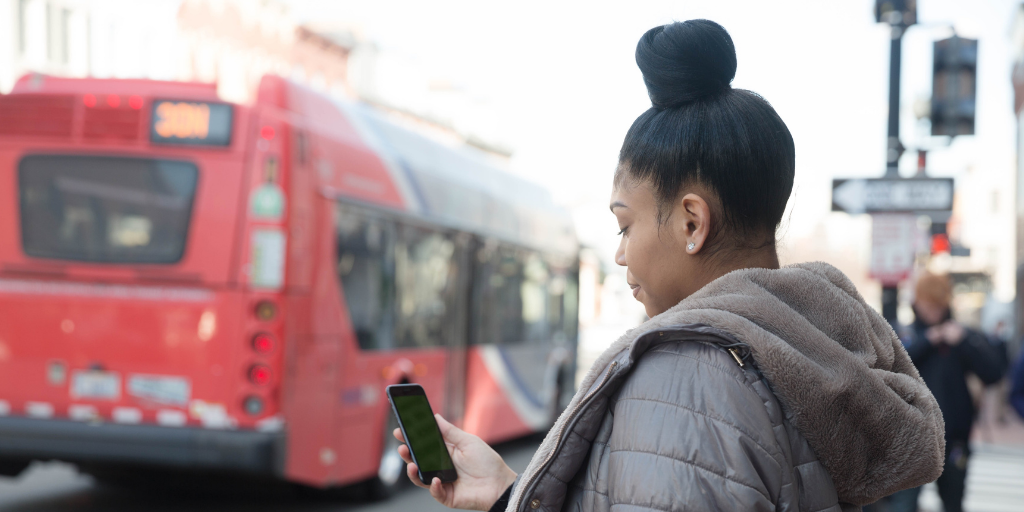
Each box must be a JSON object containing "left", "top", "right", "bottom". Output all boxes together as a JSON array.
[{"left": 676, "top": 193, "right": 711, "bottom": 253}]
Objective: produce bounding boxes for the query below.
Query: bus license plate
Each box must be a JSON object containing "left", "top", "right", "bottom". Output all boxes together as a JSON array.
[{"left": 70, "top": 371, "right": 121, "bottom": 400}]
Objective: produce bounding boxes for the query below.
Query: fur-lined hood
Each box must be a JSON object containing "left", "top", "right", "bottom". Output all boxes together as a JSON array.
[{"left": 511, "top": 262, "right": 944, "bottom": 509}]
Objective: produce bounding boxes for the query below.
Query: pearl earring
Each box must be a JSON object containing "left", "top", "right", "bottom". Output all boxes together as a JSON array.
[{"left": 687, "top": 242, "right": 695, "bottom": 251}]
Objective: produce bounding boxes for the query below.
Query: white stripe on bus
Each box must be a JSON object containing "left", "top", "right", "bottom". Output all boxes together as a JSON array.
[
  {"left": 68, "top": 404, "right": 98, "bottom": 421},
  {"left": 112, "top": 407, "right": 142, "bottom": 424},
  {"left": 0, "top": 278, "right": 214, "bottom": 302},
  {"left": 156, "top": 409, "right": 187, "bottom": 427},
  {"left": 25, "top": 401, "right": 54, "bottom": 418}
]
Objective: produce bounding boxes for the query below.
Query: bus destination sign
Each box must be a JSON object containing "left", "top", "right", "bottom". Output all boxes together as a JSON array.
[{"left": 150, "top": 100, "right": 232, "bottom": 147}]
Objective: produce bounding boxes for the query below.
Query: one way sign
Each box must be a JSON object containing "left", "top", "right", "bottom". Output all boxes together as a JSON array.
[{"left": 831, "top": 177, "right": 954, "bottom": 214}]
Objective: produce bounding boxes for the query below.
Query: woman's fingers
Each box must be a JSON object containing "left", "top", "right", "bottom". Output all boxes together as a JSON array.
[
  {"left": 428, "top": 477, "right": 449, "bottom": 505},
  {"left": 406, "top": 462, "right": 429, "bottom": 489},
  {"left": 397, "top": 444, "right": 413, "bottom": 464},
  {"left": 393, "top": 427, "right": 405, "bottom": 443}
]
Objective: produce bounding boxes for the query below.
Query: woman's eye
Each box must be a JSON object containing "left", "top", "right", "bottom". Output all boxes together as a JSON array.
[{"left": 617, "top": 227, "right": 627, "bottom": 236}]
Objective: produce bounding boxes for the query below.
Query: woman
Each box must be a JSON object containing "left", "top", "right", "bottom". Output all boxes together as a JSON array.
[{"left": 394, "top": 19, "right": 945, "bottom": 512}]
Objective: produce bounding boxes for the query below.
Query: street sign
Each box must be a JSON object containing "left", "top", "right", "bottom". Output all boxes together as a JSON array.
[
  {"left": 831, "top": 177, "right": 953, "bottom": 214},
  {"left": 870, "top": 214, "right": 918, "bottom": 285}
]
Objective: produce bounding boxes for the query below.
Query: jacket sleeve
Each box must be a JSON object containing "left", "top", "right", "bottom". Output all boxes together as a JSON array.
[
  {"left": 602, "top": 344, "right": 786, "bottom": 511},
  {"left": 959, "top": 330, "right": 1004, "bottom": 385}
]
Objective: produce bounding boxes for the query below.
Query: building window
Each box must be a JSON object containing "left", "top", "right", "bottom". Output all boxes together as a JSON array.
[
  {"left": 17, "top": 0, "right": 30, "bottom": 56},
  {"left": 46, "top": 4, "right": 70, "bottom": 65}
]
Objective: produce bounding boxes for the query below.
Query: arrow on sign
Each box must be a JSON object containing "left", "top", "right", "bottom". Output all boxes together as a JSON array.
[{"left": 831, "top": 178, "right": 954, "bottom": 214}]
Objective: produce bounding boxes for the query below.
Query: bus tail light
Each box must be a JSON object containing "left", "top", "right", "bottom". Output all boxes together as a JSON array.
[
  {"left": 252, "top": 333, "right": 275, "bottom": 354},
  {"left": 249, "top": 365, "right": 272, "bottom": 386},
  {"left": 254, "top": 300, "right": 277, "bottom": 321},
  {"left": 243, "top": 396, "right": 264, "bottom": 416}
]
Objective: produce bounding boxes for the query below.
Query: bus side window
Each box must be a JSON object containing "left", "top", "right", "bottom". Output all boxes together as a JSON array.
[
  {"left": 394, "top": 224, "right": 458, "bottom": 348},
  {"left": 469, "top": 242, "right": 577, "bottom": 347},
  {"left": 335, "top": 204, "right": 396, "bottom": 350},
  {"left": 561, "top": 268, "right": 579, "bottom": 345},
  {"left": 521, "top": 253, "right": 554, "bottom": 344},
  {"left": 492, "top": 245, "right": 525, "bottom": 344}
]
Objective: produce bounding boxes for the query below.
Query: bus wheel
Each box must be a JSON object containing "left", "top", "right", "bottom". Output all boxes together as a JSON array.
[
  {"left": 366, "top": 414, "right": 406, "bottom": 499},
  {"left": 0, "top": 458, "right": 29, "bottom": 478}
]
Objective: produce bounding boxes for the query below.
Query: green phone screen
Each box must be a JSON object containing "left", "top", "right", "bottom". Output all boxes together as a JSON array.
[{"left": 393, "top": 394, "right": 455, "bottom": 472}]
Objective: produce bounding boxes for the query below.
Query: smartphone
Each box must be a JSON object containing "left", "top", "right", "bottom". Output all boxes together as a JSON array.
[{"left": 385, "top": 384, "right": 458, "bottom": 484}]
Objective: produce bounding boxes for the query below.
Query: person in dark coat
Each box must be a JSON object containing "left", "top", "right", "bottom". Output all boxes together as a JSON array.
[
  {"left": 1010, "top": 347, "right": 1024, "bottom": 420},
  {"left": 888, "top": 272, "right": 1004, "bottom": 512}
]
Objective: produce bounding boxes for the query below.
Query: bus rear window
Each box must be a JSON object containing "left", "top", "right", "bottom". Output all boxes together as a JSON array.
[{"left": 18, "top": 155, "right": 198, "bottom": 264}]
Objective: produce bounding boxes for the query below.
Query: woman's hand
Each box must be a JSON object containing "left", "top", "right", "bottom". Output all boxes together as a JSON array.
[
  {"left": 940, "top": 321, "right": 965, "bottom": 346},
  {"left": 394, "top": 414, "right": 517, "bottom": 511}
]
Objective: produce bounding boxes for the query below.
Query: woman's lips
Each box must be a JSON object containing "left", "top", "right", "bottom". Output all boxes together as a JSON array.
[{"left": 630, "top": 284, "right": 640, "bottom": 298}]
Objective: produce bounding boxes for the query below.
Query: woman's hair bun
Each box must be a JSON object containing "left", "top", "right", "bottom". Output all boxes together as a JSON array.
[{"left": 635, "top": 19, "right": 737, "bottom": 109}]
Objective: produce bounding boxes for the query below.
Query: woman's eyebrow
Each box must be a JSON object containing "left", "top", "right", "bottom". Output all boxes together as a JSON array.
[{"left": 609, "top": 201, "right": 628, "bottom": 212}]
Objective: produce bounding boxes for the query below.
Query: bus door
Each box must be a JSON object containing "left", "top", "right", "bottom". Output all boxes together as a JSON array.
[
  {"left": 331, "top": 202, "right": 470, "bottom": 483},
  {"left": 463, "top": 243, "right": 576, "bottom": 442},
  {"left": 443, "top": 232, "right": 474, "bottom": 426}
]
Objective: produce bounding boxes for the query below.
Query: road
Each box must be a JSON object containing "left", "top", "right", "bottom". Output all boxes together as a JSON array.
[{"left": 0, "top": 434, "right": 544, "bottom": 512}]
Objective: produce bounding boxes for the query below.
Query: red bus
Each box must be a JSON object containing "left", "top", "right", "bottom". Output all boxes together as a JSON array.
[{"left": 0, "top": 74, "right": 579, "bottom": 494}]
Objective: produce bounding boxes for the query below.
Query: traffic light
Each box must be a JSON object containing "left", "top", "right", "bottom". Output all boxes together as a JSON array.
[
  {"left": 931, "top": 36, "right": 977, "bottom": 137},
  {"left": 930, "top": 222, "right": 950, "bottom": 255},
  {"left": 875, "top": 0, "right": 916, "bottom": 26}
]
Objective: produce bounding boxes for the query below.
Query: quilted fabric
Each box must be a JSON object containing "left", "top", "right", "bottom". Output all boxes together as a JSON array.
[{"left": 507, "top": 262, "right": 944, "bottom": 512}]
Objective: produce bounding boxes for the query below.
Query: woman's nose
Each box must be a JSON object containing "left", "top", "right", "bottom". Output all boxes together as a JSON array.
[{"left": 614, "top": 245, "right": 626, "bottom": 266}]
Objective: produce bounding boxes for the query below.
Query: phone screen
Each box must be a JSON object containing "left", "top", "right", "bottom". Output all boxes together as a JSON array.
[{"left": 392, "top": 394, "right": 455, "bottom": 472}]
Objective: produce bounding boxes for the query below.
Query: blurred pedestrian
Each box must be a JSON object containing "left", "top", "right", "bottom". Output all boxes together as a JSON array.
[
  {"left": 978, "top": 320, "right": 1011, "bottom": 430},
  {"left": 1010, "top": 346, "right": 1024, "bottom": 420},
  {"left": 888, "top": 272, "right": 1004, "bottom": 512},
  {"left": 393, "top": 19, "right": 944, "bottom": 512}
]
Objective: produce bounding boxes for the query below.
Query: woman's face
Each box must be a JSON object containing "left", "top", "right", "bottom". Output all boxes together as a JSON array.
[{"left": 610, "top": 180, "right": 709, "bottom": 318}]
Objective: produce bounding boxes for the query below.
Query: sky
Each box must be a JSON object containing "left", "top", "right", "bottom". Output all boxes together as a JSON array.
[{"left": 286, "top": 0, "right": 1020, "bottom": 272}]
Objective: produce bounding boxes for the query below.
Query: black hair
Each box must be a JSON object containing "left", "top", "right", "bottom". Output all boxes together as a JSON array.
[{"left": 618, "top": 19, "right": 795, "bottom": 248}]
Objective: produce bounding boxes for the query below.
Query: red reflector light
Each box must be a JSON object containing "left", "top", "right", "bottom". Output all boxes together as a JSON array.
[
  {"left": 252, "top": 333, "right": 275, "bottom": 354},
  {"left": 83, "top": 94, "right": 96, "bottom": 107},
  {"left": 249, "top": 365, "right": 272, "bottom": 386},
  {"left": 128, "top": 95, "right": 143, "bottom": 110},
  {"left": 106, "top": 95, "right": 120, "bottom": 108},
  {"left": 260, "top": 126, "right": 275, "bottom": 140}
]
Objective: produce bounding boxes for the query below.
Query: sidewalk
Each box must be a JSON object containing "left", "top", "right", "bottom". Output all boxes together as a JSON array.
[
  {"left": 916, "top": 390, "right": 1024, "bottom": 512},
  {"left": 971, "top": 404, "right": 1024, "bottom": 446}
]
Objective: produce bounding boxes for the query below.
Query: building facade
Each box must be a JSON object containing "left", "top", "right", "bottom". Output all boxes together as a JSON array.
[{"left": 0, "top": 0, "right": 352, "bottom": 104}]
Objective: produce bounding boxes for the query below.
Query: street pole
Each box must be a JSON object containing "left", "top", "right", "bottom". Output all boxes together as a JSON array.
[
  {"left": 881, "top": 24, "right": 904, "bottom": 325},
  {"left": 886, "top": 26, "right": 903, "bottom": 178}
]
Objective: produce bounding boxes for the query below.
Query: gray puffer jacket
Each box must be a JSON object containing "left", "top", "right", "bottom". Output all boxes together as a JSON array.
[{"left": 506, "top": 262, "right": 945, "bottom": 512}]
